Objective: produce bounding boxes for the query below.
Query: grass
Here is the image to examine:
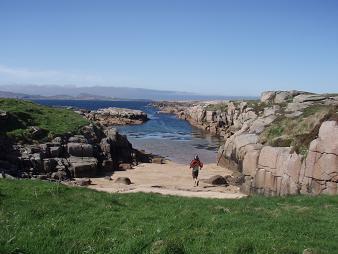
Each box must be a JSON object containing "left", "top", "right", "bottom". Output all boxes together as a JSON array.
[
  {"left": 246, "top": 100, "right": 269, "bottom": 114},
  {"left": 260, "top": 104, "right": 338, "bottom": 155},
  {"left": 0, "top": 99, "right": 88, "bottom": 142},
  {"left": 1, "top": 179, "right": 338, "bottom": 254},
  {"left": 206, "top": 103, "right": 228, "bottom": 112}
]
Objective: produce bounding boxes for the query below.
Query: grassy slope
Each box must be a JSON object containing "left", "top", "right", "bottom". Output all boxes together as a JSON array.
[
  {"left": 0, "top": 99, "right": 88, "bottom": 141},
  {"left": 1, "top": 180, "right": 337, "bottom": 254},
  {"left": 260, "top": 105, "right": 338, "bottom": 154}
]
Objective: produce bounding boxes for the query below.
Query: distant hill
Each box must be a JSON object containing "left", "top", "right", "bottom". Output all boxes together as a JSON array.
[
  {"left": 0, "top": 85, "right": 257, "bottom": 101},
  {"left": 0, "top": 90, "right": 116, "bottom": 101}
]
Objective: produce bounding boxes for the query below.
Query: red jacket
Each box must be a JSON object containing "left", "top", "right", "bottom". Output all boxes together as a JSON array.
[{"left": 190, "top": 159, "right": 203, "bottom": 169}]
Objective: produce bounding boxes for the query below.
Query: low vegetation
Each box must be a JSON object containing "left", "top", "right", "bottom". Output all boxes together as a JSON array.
[
  {"left": 246, "top": 100, "right": 269, "bottom": 114},
  {"left": 206, "top": 103, "right": 228, "bottom": 112},
  {"left": 1, "top": 179, "right": 337, "bottom": 254},
  {"left": 0, "top": 99, "right": 88, "bottom": 142},
  {"left": 260, "top": 105, "right": 338, "bottom": 155}
]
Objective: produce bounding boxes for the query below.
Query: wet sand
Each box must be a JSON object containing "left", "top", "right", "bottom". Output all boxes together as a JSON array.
[{"left": 88, "top": 161, "right": 247, "bottom": 199}]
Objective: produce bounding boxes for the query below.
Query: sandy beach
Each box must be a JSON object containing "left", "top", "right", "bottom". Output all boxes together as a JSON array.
[{"left": 87, "top": 161, "right": 247, "bottom": 199}]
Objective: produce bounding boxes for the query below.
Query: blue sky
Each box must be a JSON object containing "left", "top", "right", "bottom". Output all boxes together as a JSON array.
[{"left": 0, "top": 0, "right": 337, "bottom": 96}]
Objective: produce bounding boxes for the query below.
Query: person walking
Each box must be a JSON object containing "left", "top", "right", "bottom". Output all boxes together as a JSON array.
[{"left": 189, "top": 155, "right": 203, "bottom": 187}]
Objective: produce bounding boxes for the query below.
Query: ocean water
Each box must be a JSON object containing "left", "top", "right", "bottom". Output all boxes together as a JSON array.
[{"left": 33, "top": 100, "right": 222, "bottom": 164}]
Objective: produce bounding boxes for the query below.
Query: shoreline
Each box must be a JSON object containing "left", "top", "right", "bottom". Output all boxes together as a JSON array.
[{"left": 86, "top": 161, "right": 247, "bottom": 199}]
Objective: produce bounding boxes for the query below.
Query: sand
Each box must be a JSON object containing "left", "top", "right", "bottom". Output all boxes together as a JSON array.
[{"left": 87, "top": 161, "right": 247, "bottom": 199}]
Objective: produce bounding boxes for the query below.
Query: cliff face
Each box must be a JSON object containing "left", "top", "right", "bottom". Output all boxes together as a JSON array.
[{"left": 154, "top": 91, "right": 338, "bottom": 196}]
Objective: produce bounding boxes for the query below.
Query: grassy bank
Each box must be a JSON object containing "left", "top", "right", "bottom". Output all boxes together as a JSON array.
[
  {"left": 260, "top": 105, "right": 338, "bottom": 154},
  {"left": 1, "top": 179, "right": 337, "bottom": 254},
  {"left": 0, "top": 99, "right": 88, "bottom": 142}
]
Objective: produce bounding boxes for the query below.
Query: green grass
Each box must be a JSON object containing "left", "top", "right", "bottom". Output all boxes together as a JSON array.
[
  {"left": 0, "top": 99, "right": 88, "bottom": 142},
  {"left": 246, "top": 100, "right": 269, "bottom": 114},
  {"left": 206, "top": 103, "right": 228, "bottom": 112},
  {"left": 1, "top": 179, "right": 337, "bottom": 254}
]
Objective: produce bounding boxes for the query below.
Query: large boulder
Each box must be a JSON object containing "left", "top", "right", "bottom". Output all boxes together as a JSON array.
[
  {"left": 263, "top": 105, "right": 280, "bottom": 117},
  {"left": 81, "top": 124, "right": 105, "bottom": 144},
  {"left": 293, "top": 94, "right": 326, "bottom": 103},
  {"left": 249, "top": 115, "right": 276, "bottom": 134},
  {"left": 260, "top": 91, "right": 276, "bottom": 103},
  {"left": 68, "top": 135, "right": 88, "bottom": 144},
  {"left": 285, "top": 102, "right": 312, "bottom": 112},
  {"left": 67, "top": 143, "right": 93, "bottom": 157},
  {"left": 186, "top": 105, "right": 206, "bottom": 124},
  {"left": 274, "top": 91, "right": 291, "bottom": 103},
  {"left": 69, "top": 156, "right": 97, "bottom": 178}
]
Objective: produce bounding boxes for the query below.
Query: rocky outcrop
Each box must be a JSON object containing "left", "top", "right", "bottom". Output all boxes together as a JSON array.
[
  {"left": 154, "top": 91, "right": 338, "bottom": 196},
  {"left": 0, "top": 124, "right": 151, "bottom": 181},
  {"left": 299, "top": 121, "right": 338, "bottom": 195},
  {"left": 81, "top": 107, "right": 149, "bottom": 126},
  {"left": 241, "top": 121, "right": 338, "bottom": 196}
]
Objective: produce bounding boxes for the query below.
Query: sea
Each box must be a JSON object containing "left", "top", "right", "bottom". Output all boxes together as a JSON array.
[{"left": 32, "top": 100, "right": 223, "bottom": 164}]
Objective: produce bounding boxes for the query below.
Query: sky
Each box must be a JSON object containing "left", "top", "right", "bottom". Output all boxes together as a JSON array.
[{"left": 0, "top": 0, "right": 337, "bottom": 96}]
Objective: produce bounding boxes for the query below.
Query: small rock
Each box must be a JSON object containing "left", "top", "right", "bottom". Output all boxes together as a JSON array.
[
  {"left": 203, "top": 175, "right": 227, "bottom": 185},
  {"left": 51, "top": 171, "right": 68, "bottom": 181},
  {"left": 114, "top": 177, "right": 132, "bottom": 185},
  {"left": 74, "top": 178, "right": 92, "bottom": 186},
  {"left": 303, "top": 249, "right": 314, "bottom": 254},
  {"left": 0, "top": 172, "right": 16, "bottom": 179},
  {"left": 33, "top": 174, "right": 48, "bottom": 180},
  {"left": 226, "top": 172, "right": 245, "bottom": 186},
  {"left": 20, "top": 172, "right": 30, "bottom": 178},
  {"left": 118, "top": 163, "right": 133, "bottom": 170},
  {"left": 104, "top": 176, "right": 112, "bottom": 181},
  {"left": 152, "top": 157, "right": 164, "bottom": 164},
  {"left": 52, "top": 137, "right": 63, "bottom": 144}
]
